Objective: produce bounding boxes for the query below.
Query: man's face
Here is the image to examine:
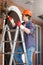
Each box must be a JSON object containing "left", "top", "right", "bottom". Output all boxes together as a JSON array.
[{"left": 22, "top": 15, "right": 28, "bottom": 23}]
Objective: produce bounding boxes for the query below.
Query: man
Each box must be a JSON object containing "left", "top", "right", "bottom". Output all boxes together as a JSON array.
[
  {"left": 8, "top": 10, "right": 35, "bottom": 65},
  {"left": 16, "top": 10, "right": 35, "bottom": 65}
]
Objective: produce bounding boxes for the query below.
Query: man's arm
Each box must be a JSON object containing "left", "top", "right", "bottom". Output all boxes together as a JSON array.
[
  {"left": 7, "top": 16, "right": 16, "bottom": 27},
  {"left": 16, "top": 21, "right": 35, "bottom": 35},
  {"left": 20, "top": 25, "right": 31, "bottom": 34},
  {"left": 16, "top": 21, "right": 31, "bottom": 34}
]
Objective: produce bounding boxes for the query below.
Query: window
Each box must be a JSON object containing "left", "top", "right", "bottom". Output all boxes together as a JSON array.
[{"left": 35, "top": 25, "right": 42, "bottom": 65}]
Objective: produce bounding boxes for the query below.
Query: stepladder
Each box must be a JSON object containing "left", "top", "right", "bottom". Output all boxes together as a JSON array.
[
  {"left": 9, "top": 26, "right": 28, "bottom": 65},
  {"left": 0, "top": 5, "right": 28, "bottom": 65},
  {"left": 0, "top": 19, "right": 28, "bottom": 65}
]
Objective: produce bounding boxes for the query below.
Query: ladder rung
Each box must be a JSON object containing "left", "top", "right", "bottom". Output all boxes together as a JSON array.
[
  {"left": 0, "top": 52, "right": 24, "bottom": 54},
  {"left": 3, "top": 29, "right": 19, "bottom": 32},
  {"left": 16, "top": 63, "right": 27, "bottom": 64},
  {"left": 6, "top": 29, "right": 16, "bottom": 32},
  {"left": 3, "top": 29, "right": 16, "bottom": 32},
  {"left": 2, "top": 41, "right": 23, "bottom": 43}
]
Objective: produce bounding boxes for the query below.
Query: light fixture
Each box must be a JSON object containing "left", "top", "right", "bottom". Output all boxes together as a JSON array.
[
  {"left": 38, "top": 15, "right": 43, "bottom": 20},
  {"left": 25, "top": 0, "right": 34, "bottom": 4}
]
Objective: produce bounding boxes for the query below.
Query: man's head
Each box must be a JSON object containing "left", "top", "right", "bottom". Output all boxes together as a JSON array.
[{"left": 22, "top": 10, "right": 32, "bottom": 22}]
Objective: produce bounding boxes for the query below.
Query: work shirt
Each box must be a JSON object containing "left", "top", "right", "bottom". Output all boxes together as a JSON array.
[{"left": 24, "top": 21, "right": 35, "bottom": 49}]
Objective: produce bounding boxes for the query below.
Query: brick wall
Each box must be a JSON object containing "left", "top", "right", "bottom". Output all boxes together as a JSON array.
[{"left": 0, "top": 0, "right": 43, "bottom": 65}]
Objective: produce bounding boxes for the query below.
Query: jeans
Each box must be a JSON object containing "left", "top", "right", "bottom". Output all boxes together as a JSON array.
[
  {"left": 14, "top": 44, "right": 24, "bottom": 65},
  {"left": 27, "top": 47, "right": 35, "bottom": 65},
  {"left": 14, "top": 44, "right": 35, "bottom": 65}
]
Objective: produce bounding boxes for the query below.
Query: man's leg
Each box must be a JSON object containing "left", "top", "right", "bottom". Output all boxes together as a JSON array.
[
  {"left": 14, "top": 44, "right": 24, "bottom": 65},
  {"left": 26, "top": 47, "right": 35, "bottom": 65}
]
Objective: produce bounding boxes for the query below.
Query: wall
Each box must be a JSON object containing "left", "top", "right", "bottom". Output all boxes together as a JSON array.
[{"left": 0, "top": 0, "right": 43, "bottom": 65}]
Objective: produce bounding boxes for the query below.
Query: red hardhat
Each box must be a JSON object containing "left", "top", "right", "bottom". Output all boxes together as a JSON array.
[{"left": 22, "top": 10, "right": 32, "bottom": 16}]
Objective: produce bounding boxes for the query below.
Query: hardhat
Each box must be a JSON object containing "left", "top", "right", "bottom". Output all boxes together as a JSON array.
[{"left": 22, "top": 10, "right": 32, "bottom": 16}]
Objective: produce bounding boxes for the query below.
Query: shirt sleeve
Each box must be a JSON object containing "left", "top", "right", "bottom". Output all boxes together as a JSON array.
[{"left": 26, "top": 22, "right": 35, "bottom": 34}]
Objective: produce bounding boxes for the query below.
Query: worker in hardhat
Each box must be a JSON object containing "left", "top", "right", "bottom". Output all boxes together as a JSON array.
[
  {"left": 15, "top": 10, "right": 35, "bottom": 65},
  {"left": 7, "top": 10, "right": 35, "bottom": 65}
]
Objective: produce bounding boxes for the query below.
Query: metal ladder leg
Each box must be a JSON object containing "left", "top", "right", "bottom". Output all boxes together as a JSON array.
[
  {"left": 2, "top": 25, "right": 7, "bottom": 65},
  {"left": 9, "top": 27, "right": 19, "bottom": 65},
  {"left": 7, "top": 25, "right": 12, "bottom": 49},
  {"left": 0, "top": 27, "right": 6, "bottom": 52},
  {"left": 20, "top": 29, "right": 28, "bottom": 65},
  {"left": 7, "top": 25, "right": 16, "bottom": 65}
]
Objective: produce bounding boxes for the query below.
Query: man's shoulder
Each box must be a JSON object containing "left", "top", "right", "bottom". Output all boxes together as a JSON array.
[
  {"left": 26, "top": 21, "right": 35, "bottom": 29},
  {"left": 26, "top": 21, "right": 33, "bottom": 26}
]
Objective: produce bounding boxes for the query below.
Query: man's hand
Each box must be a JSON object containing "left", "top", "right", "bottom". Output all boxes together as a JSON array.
[
  {"left": 7, "top": 16, "right": 15, "bottom": 27},
  {"left": 16, "top": 21, "right": 21, "bottom": 27},
  {"left": 8, "top": 16, "right": 14, "bottom": 24},
  {"left": 16, "top": 21, "right": 25, "bottom": 30}
]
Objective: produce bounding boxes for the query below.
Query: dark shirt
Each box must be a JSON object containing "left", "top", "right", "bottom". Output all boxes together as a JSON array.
[{"left": 24, "top": 21, "right": 35, "bottom": 49}]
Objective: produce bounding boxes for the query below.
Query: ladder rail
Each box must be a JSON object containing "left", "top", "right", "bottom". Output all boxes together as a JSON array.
[
  {"left": 20, "top": 29, "right": 28, "bottom": 65},
  {"left": 7, "top": 26, "right": 16, "bottom": 65},
  {"left": 2, "top": 27, "right": 6, "bottom": 65},
  {"left": 7, "top": 25, "right": 12, "bottom": 49},
  {"left": 9, "top": 27, "right": 19, "bottom": 65},
  {"left": 2, "top": 25, "right": 8, "bottom": 65}
]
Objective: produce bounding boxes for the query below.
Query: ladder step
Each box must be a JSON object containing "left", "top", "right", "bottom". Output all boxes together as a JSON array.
[
  {"left": 3, "top": 29, "right": 19, "bottom": 32},
  {"left": 0, "top": 28, "right": 16, "bottom": 32},
  {"left": 0, "top": 52, "right": 25, "bottom": 54},
  {"left": 2, "top": 41, "right": 24, "bottom": 43},
  {"left": 16, "top": 63, "right": 27, "bottom": 64},
  {"left": 5, "top": 29, "right": 16, "bottom": 32}
]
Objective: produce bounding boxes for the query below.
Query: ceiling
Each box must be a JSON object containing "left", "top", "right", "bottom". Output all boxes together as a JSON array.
[
  {"left": 13, "top": 0, "right": 34, "bottom": 10},
  {"left": 13, "top": 0, "right": 43, "bottom": 22}
]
